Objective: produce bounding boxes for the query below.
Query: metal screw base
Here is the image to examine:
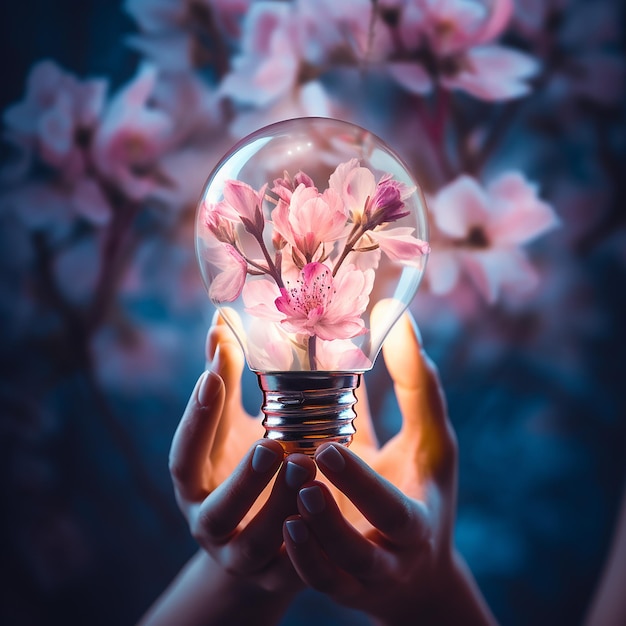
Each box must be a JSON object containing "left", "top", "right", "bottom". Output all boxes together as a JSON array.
[{"left": 256, "top": 372, "right": 361, "bottom": 456}]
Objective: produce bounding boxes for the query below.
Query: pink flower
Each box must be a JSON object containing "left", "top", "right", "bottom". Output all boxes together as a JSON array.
[
  {"left": 330, "top": 159, "right": 414, "bottom": 226},
  {"left": 219, "top": 3, "right": 300, "bottom": 108},
  {"left": 125, "top": 0, "right": 252, "bottom": 70},
  {"left": 92, "top": 64, "right": 173, "bottom": 200},
  {"left": 274, "top": 262, "right": 373, "bottom": 340},
  {"left": 3, "top": 60, "right": 107, "bottom": 177},
  {"left": 388, "top": 0, "right": 539, "bottom": 101},
  {"left": 328, "top": 159, "right": 428, "bottom": 265},
  {"left": 272, "top": 183, "right": 348, "bottom": 262},
  {"left": 428, "top": 173, "right": 559, "bottom": 302}
]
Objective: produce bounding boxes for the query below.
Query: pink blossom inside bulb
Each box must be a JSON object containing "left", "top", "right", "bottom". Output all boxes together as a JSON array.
[{"left": 195, "top": 117, "right": 429, "bottom": 455}]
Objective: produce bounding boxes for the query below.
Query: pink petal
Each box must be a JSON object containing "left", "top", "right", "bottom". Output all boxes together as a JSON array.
[
  {"left": 314, "top": 317, "right": 366, "bottom": 341},
  {"left": 71, "top": 178, "right": 112, "bottom": 226},
  {"left": 328, "top": 158, "right": 359, "bottom": 195},
  {"left": 445, "top": 46, "right": 539, "bottom": 101},
  {"left": 223, "top": 180, "right": 266, "bottom": 225},
  {"left": 475, "top": 0, "right": 514, "bottom": 44},
  {"left": 315, "top": 339, "right": 371, "bottom": 371},
  {"left": 344, "top": 166, "right": 376, "bottom": 217},
  {"left": 425, "top": 248, "right": 461, "bottom": 295},
  {"left": 246, "top": 319, "right": 294, "bottom": 371},
  {"left": 371, "top": 226, "right": 430, "bottom": 265},
  {"left": 462, "top": 248, "right": 538, "bottom": 303},
  {"left": 432, "top": 175, "right": 490, "bottom": 238},
  {"left": 205, "top": 244, "right": 247, "bottom": 302},
  {"left": 298, "top": 80, "right": 332, "bottom": 117},
  {"left": 387, "top": 62, "right": 433, "bottom": 95},
  {"left": 242, "top": 278, "right": 284, "bottom": 321},
  {"left": 38, "top": 95, "right": 74, "bottom": 159},
  {"left": 487, "top": 172, "right": 559, "bottom": 245}
]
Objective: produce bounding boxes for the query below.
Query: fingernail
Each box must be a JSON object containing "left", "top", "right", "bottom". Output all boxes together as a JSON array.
[
  {"left": 285, "top": 462, "right": 309, "bottom": 489},
  {"left": 197, "top": 371, "right": 220, "bottom": 407},
  {"left": 285, "top": 519, "right": 309, "bottom": 544},
  {"left": 316, "top": 444, "right": 345, "bottom": 473},
  {"left": 299, "top": 485, "right": 325, "bottom": 515},
  {"left": 252, "top": 445, "right": 278, "bottom": 473}
]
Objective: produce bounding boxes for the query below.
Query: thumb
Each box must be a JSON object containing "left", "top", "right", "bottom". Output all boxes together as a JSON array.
[
  {"left": 205, "top": 309, "right": 247, "bottom": 452},
  {"left": 373, "top": 303, "right": 456, "bottom": 478}
]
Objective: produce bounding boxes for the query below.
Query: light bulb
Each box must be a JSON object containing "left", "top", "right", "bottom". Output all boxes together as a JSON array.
[{"left": 195, "top": 117, "right": 429, "bottom": 455}]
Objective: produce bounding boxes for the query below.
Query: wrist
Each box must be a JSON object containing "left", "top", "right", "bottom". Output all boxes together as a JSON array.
[
  {"left": 420, "top": 550, "right": 497, "bottom": 626},
  {"left": 141, "top": 550, "right": 299, "bottom": 626},
  {"left": 370, "top": 549, "right": 497, "bottom": 626}
]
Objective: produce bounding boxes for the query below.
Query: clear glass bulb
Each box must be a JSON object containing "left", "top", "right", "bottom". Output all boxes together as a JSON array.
[{"left": 195, "top": 117, "right": 429, "bottom": 455}]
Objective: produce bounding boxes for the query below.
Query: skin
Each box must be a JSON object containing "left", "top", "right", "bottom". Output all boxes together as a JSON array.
[
  {"left": 140, "top": 312, "right": 497, "bottom": 625},
  {"left": 283, "top": 311, "right": 496, "bottom": 625}
]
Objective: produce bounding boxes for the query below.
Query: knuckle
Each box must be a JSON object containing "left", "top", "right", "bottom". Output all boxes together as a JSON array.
[
  {"left": 168, "top": 457, "right": 189, "bottom": 486},
  {"left": 195, "top": 506, "right": 231, "bottom": 544}
]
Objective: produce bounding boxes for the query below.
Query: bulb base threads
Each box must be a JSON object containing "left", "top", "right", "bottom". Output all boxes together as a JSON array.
[{"left": 256, "top": 372, "right": 361, "bottom": 456}]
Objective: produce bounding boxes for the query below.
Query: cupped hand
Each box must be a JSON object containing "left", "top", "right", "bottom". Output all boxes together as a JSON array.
[
  {"left": 282, "top": 311, "right": 496, "bottom": 625},
  {"left": 168, "top": 316, "right": 316, "bottom": 594}
]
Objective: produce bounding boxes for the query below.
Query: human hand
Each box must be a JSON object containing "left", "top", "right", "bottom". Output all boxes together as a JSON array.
[
  {"left": 147, "top": 317, "right": 318, "bottom": 626},
  {"left": 282, "top": 311, "right": 497, "bottom": 625}
]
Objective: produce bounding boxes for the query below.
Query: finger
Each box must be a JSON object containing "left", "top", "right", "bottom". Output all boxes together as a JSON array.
[
  {"left": 375, "top": 306, "right": 456, "bottom": 473},
  {"left": 220, "top": 453, "right": 316, "bottom": 575},
  {"left": 315, "top": 443, "right": 430, "bottom": 548},
  {"left": 193, "top": 440, "right": 283, "bottom": 548},
  {"left": 296, "top": 481, "right": 394, "bottom": 581},
  {"left": 205, "top": 312, "right": 247, "bottom": 456},
  {"left": 283, "top": 515, "right": 362, "bottom": 598},
  {"left": 169, "top": 370, "right": 225, "bottom": 505}
]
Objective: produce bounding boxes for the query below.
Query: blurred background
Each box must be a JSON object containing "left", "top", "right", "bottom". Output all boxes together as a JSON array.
[{"left": 0, "top": 1, "right": 624, "bottom": 624}]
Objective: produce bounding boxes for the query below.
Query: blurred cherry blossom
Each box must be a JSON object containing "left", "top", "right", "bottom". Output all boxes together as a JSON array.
[{"left": 427, "top": 172, "right": 558, "bottom": 302}]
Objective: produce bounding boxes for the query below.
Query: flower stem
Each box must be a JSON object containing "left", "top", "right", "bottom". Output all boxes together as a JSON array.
[
  {"left": 308, "top": 335, "right": 317, "bottom": 370},
  {"left": 332, "top": 224, "right": 366, "bottom": 277},
  {"left": 255, "top": 233, "right": 285, "bottom": 289}
]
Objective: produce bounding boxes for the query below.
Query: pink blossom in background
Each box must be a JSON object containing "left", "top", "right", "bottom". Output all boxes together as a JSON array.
[
  {"left": 386, "top": 0, "right": 539, "bottom": 100},
  {"left": 219, "top": 3, "right": 302, "bottom": 108},
  {"left": 218, "top": 0, "right": 366, "bottom": 134},
  {"left": 227, "top": 80, "right": 333, "bottom": 139},
  {"left": 92, "top": 64, "right": 174, "bottom": 201},
  {"left": 0, "top": 177, "right": 111, "bottom": 229},
  {"left": 3, "top": 60, "right": 107, "bottom": 179},
  {"left": 427, "top": 172, "right": 558, "bottom": 302},
  {"left": 124, "top": 0, "right": 252, "bottom": 70}
]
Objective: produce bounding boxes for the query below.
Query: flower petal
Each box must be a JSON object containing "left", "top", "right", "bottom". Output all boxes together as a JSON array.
[
  {"left": 387, "top": 62, "right": 434, "bottom": 95},
  {"left": 432, "top": 175, "right": 490, "bottom": 238},
  {"left": 445, "top": 45, "right": 540, "bottom": 101}
]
